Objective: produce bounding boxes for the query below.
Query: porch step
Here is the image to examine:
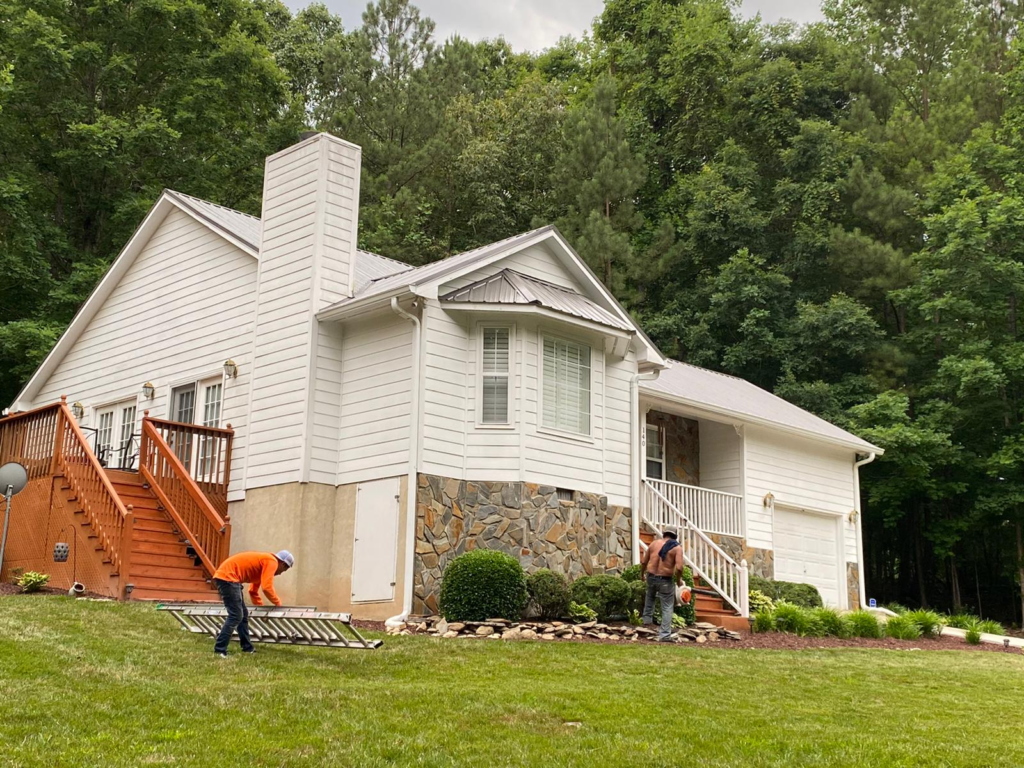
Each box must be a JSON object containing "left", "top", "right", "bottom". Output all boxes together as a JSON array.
[
  {"left": 132, "top": 571, "right": 211, "bottom": 589},
  {"left": 132, "top": 551, "right": 202, "bottom": 569}
]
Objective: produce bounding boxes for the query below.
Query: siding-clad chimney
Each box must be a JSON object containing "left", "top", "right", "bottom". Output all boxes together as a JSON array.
[{"left": 243, "top": 133, "right": 361, "bottom": 489}]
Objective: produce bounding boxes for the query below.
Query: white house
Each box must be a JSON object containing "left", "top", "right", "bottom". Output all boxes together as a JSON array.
[{"left": 6, "top": 132, "right": 881, "bottom": 623}]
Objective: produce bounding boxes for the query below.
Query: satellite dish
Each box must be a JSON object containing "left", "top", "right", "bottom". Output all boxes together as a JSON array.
[{"left": 0, "top": 462, "right": 28, "bottom": 496}]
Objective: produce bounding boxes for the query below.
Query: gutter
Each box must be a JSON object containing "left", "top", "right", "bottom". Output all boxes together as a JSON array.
[
  {"left": 630, "top": 368, "right": 662, "bottom": 564},
  {"left": 853, "top": 452, "right": 876, "bottom": 608},
  {"left": 386, "top": 297, "right": 422, "bottom": 628}
]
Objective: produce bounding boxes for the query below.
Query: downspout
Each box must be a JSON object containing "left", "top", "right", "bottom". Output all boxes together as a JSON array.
[
  {"left": 630, "top": 368, "right": 661, "bottom": 564},
  {"left": 854, "top": 452, "right": 876, "bottom": 608},
  {"left": 386, "top": 297, "right": 422, "bottom": 628}
]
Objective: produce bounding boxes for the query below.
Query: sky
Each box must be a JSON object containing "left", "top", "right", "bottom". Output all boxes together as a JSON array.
[{"left": 284, "top": 0, "right": 826, "bottom": 53}]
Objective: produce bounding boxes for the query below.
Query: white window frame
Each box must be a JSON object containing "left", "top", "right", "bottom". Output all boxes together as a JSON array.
[
  {"left": 90, "top": 394, "right": 141, "bottom": 470},
  {"left": 538, "top": 330, "right": 594, "bottom": 441},
  {"left": 476, "top": 323, "right": 515, "bottom": 429},
  {"left": 164, "top": 371, "right": 226, "bottom": 475},
  {"left": 645, "top": 422, "right": 666, "bottom": 480}
]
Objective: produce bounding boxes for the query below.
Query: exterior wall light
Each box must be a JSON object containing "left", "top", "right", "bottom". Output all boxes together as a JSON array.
[
  {"left": 223, "top": 359, "right": 238, "bottom": 379},
  {"left": 71, "top": 402, "right": 85, "bottom": 420},
  {"left": 142, "top": 382, "right": 155, "bottom": 399}
]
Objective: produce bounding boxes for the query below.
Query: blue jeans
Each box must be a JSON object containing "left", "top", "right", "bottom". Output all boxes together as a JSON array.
[
  {"left": 642, "top": 575, "right": 676, "bottom": 639},
  {"left": 214, "top": 579, "right": 254, "bottom": 654}
]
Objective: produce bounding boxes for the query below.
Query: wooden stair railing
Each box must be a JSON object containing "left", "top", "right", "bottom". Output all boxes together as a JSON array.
[
  {"left": 642, "top": 479, "right": 749, "bottom": 617},
  {"left": 0, "top": 397, "right": 134, "bottom": 594},
  {"left": 139, "top": 413, "right": 232, "bottom": 577}
]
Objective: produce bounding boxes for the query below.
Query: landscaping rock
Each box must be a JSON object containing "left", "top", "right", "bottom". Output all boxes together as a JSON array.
[{"left": 475, "top": 626, "right": 495, "bottom": 637}]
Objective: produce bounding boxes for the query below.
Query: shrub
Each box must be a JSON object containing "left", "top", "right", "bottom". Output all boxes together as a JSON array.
[
  {"left": 17, "top": 572, "right": 49, "bottom": 593},
  {"left": 944, "top": 613, "right": 978, "bottom": 630},
  {"left": 569, "top": 575, "right": 632, "bottom": 620},
  {"left": 885, "top": 614, "right": 922, "bottom": 640},
  {"left": 965, "top": 628, "right": 982, "bottom": 645},
  {"left": 526, "top": 569, "right": 570, "bottom": 620},
  {"left": 627, "top": 580, "right": 646, "bottom": 615},
  {"left": 884, "top": 602, "right": 909, "bottom": 616},
  {"left": 773, "top": 602, "right": 818, "bottom": 636},
  {"left": 846, "top": 610, "right": 883, "bottom": 639},
  {"left": 568, "top": 601, "right": 597, "bottom": 622},
  {"left": 620, "top": 564, "right": 643, "bottom": 583},
  {"left": 627, "top": 609, "right": 642, "bottom": 626},
  {"left": 905, "top": 609, "right": 945, "bottom": 639},
  {"left": 977, "top": 619, "right": 1004, "bottom": 636},
  {"left": 749, "top": 589, "right": 775, "bottom": 614},
  {"left": 748, "top": 576, "right": 823, "bottom": 609},
  {"left": 752, "top": 610, "right": 775, "bottom": 633},
  {"left": 438, "top": 550, "right": 528, "bottom": 622},
  {"left": 812, "top": 607, "right": 851, "bottom": 638}
]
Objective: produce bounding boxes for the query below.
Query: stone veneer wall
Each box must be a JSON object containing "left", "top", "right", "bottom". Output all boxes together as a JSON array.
[
  {"left": 413, "top": 474, "right": 632, "bottom": 615},
  {"left": 846, "top": 562, "right": 860, "bottom": 610},
  {"left": 707, "top": 534, "right": 774, "bottom": 580},
  {"left": 646, "top": 411, "right": 699, "bottom": 485}
]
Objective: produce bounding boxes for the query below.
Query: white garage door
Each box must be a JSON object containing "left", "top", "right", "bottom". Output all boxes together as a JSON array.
[{"left": 773, "top": 507, "right": 841, "bottom": 606}]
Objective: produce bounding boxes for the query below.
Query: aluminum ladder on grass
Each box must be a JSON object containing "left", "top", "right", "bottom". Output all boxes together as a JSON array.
[{"left": 158, "top": 604, "right": 383, "bottom": 650}]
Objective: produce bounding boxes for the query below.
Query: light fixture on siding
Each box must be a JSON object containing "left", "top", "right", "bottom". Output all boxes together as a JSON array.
[
  {"left": 223, "top": 359, "right": 238, "bottom": 379},
  {"left": 70, "top": 402, "right": 84, "bottom": 420},
  {"left": 141, "top": 382, "right": 155, "bottom": 399}
]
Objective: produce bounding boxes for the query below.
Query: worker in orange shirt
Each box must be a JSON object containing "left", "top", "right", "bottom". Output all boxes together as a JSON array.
[{"left": 211, "top": 550, "right": 295, "bottom": 657}]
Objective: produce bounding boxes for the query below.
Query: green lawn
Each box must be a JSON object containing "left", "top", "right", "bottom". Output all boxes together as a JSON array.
[{"left": 2, "top": 597, "right": 1022, "bottom": 767}]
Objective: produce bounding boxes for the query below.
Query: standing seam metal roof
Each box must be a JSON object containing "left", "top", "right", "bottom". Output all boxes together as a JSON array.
[{"left": 441, "top": 269, "right": 633, "bottom": 331}]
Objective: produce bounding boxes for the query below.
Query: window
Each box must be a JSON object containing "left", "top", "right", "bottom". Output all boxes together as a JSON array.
[
  {"left": 116, "top": 404, "right": 137, "bottom": 469},
  {"left": 646, "top": 423, "right": 665, "bottom": 480},
  {"left": 96, "top": 410, "right": 114, "bottom": 465},
  {"left": 198, "top": 382, "right": 223, "bottom": 478},
  {"left": 481, "top": 327, "right": 511, "bottom": 424},
  {"left": 542, "top": 336, "right": 591, "bottom": 435}
]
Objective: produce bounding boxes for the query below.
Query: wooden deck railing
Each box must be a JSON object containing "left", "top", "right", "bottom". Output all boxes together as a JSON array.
[
  {"left": 0, "top": 398, "right": 134, "bottom": 591},
  {"left": 139, "top": 414, "right": 231, "bottom": 577},
  {"left": 143, "top": 417, "right": 233, "bottom": 518}
]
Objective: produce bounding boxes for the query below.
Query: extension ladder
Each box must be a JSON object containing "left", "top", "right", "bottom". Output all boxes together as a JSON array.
[{"left": 158, "top": 604, "right": 383, "bottom": 650}]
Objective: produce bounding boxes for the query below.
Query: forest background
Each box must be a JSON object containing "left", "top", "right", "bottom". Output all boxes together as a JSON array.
[{"left": 3, "top": 0, "right": 1024, "bottom": 622}]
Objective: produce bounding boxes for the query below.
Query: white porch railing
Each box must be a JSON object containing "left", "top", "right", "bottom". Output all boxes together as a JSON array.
[
  {"left": 645, "top": 478, "right": 745, "bottom": 538},
  {"left": 642, "top": 479, "right": 749, "bottom": 617}
]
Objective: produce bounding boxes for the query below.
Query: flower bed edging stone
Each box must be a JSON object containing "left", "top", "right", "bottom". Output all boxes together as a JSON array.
[{"left": 386, "top": 616, "right": 743, "bottom": 644}]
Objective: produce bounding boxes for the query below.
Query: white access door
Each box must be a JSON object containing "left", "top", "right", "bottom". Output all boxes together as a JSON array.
[
  {"left": 773, "top": 507, "right": 842, "bottom": 607},
  {"left": 351, "top": 477, "right": 401, "bottom": 603}
]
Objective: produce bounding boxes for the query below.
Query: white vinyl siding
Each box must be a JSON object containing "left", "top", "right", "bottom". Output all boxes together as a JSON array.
[
  {"left": 337, "top": 312, "right": 414, "bottom": 485},
  {"left": 743, "top": 426, "right": 858, "bottom": 564},
  {"left": 446, "top": 242, "right": 580, "bottom": 292},
  {"left": 699, "top": 420, "right": 742, "bottom": 495},
  {"left": 481, "top": 327, "right": 511, "bottom": 424},
  {"left": 422, "top": 301, "right": 468, "bottom": 479},
  {"left": 31, "top": 206, "right": 256, "bottom": 500},
  {"left": 541, "top": 336, "right": 591, "bottom": 435}
]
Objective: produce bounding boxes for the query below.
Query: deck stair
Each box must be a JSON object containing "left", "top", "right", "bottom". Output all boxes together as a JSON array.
[{"left": 105, "top": 470, "right": 218, "bottom": 602}]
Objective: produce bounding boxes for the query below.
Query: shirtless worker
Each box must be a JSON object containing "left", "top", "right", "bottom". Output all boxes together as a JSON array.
[
  {"left": 210, "top": 550, "right": 295, "bottom": 657},
  {"left": 640, "top": 529, "right": 691, "bottom": 641}
]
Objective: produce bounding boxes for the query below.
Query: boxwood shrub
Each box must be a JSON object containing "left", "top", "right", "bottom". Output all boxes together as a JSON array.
[
  {"left": 438, "top": 550, "right": 528, "bottom": 621},
  {"left": 749, "top": 576, "right": 823, "bottom": 609},
  {"left": 569, "top": 574, "right": 632, "bottom": 620},
  {"left": 526, "top": 568, "right": 570, "bottom": 619}
]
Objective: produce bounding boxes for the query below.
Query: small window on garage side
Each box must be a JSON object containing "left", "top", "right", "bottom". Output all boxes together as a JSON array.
[{"left": 481, "top": 327, "right": 511, "bottom": 424}]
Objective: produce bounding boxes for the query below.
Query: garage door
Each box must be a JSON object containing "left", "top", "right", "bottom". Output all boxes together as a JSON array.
[{"left": 773, "top": 507, "right": 841, "bottom": 606}]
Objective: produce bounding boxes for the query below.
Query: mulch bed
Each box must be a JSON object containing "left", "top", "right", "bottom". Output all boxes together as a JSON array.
[
  {"left": 0, "top": 582, "right": 109, "bottom": 599},
  {"left": 726, "top": 632, "right": 1020, "bottom": 653}
]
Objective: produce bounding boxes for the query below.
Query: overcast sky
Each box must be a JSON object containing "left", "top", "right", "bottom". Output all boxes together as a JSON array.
[{"left": 285, "top": 0, "right": 825, "bottom": 53}]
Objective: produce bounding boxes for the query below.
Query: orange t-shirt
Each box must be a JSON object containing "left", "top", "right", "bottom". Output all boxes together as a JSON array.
[{"left": 213, "top": 551, "right": 282, "bottom": 606}]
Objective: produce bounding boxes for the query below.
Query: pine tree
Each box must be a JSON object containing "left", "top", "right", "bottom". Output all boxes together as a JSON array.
[{"left": 552, "top": 75, "right": 645, "bottom": 290}]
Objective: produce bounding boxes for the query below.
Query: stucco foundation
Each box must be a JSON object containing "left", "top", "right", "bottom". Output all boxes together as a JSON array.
[
  {"left": 227, "top": 476, "right": 408, "bottom": 620},
  {"left": 413, "top": 474, "right": 632, "bottom": 615}
]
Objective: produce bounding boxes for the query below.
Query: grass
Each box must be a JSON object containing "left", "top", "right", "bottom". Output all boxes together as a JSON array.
[{"left": 2, "top": 598, "right": 1024, "bottom": 767}]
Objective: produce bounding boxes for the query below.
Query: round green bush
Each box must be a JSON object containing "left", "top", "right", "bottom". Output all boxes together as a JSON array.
[
  {"left": 569, "top": 574, "right": 632, "bottom": 620},
  {"left": 752, "top": 609, "right": 775, "bottom": 633},
  {"left": 620, "top": 564, "right": 643, "bottom": 583},
  {"left": 627, "top": 580, "right": 646, "bottom": 614},
  {"left": 527, "top": 568, "right": 571, "bottom": 619},
  {"left": 748, "top": 576, "right": 823, "bottom": 609},
  {"left": 438, "top": 550, "right": 528, "bottom": 622}
]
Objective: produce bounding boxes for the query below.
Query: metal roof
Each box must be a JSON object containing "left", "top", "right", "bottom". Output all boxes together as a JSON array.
[
  {"left": 164, "top": 190, "right": 412, "bottom": 291},
  {"left": 441, "top": 269, "right": 633, "bottom": 331},
  {"left": 641, "top": 360, "right": 881, "bottom": 453}
]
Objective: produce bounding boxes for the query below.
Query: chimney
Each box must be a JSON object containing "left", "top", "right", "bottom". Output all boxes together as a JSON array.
[{"left": 243, "top": 133, "right": 362, "bottom": 489}]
